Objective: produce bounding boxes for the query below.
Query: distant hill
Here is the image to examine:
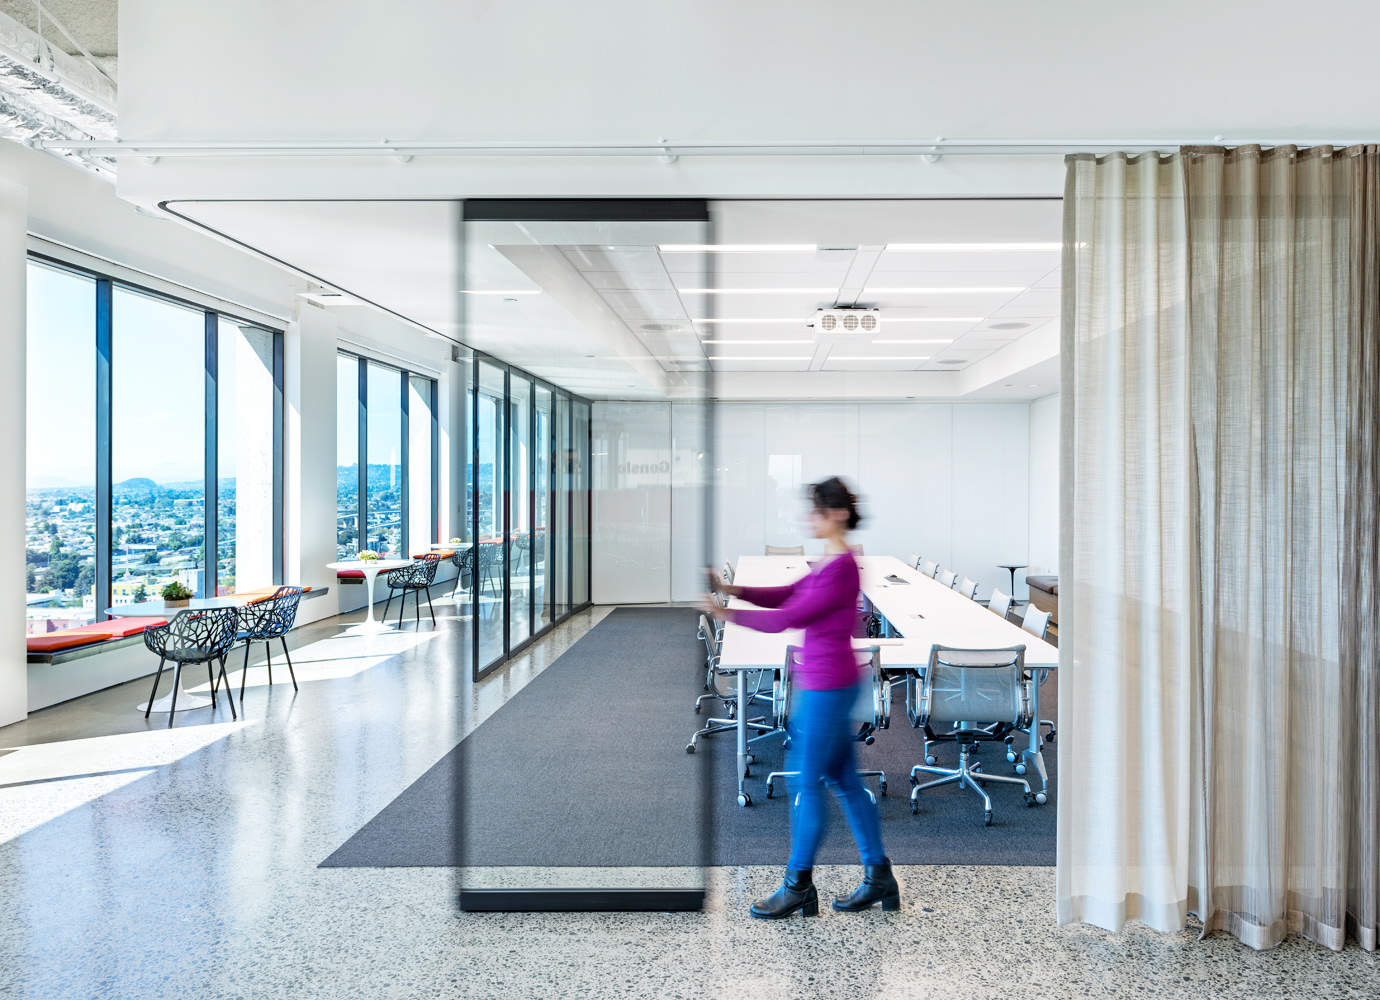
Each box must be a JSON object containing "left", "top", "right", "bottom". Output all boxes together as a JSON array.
[{"left": 115, "top": 477, "right": 158, "bottom": 491}]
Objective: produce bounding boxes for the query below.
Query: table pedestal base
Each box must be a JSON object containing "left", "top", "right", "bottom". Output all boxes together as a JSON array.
[
  {"left": 137, "top": 674, "right": 213, "bottom": 715},
  {"left": 343, "top": 619, "right": 397, "bottom": 636}
]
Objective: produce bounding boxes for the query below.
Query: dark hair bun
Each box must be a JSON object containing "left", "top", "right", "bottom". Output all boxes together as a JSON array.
[{"left": 810, "top": 476, "right": 863, "bottom": 530}]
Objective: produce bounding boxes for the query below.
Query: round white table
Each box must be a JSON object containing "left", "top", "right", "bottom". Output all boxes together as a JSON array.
[
  {"left": 327, "top": 559, "right": 414, "bottom": 634},
  {"left": 106, "top": 598, "right": 243, "bottom": 715}
]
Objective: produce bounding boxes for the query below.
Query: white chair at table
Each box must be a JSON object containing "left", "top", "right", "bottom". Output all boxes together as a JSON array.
[
  {"left": 722, "top": 559, "right": 735, "bottom": 585},
  {"left": 956, "top": 576, "right": 978, "bottom": 600},
  {"left": 765, "top": 644, "right": 890, "bottom": 804},
  {"left": 1015, "top": 606, "right": 1056, "bottom": 747},
  {"left": 908, "top": 553, "right": 924, "bottom": 571},
  {"left": 910, "top": 644, "right": 1037, "bottom": 826},
  {"left": 988, "top": 588, "right": 1014, "bottom": 622},
  {"left": 938, "top": 568, "right": 957, "bottom": 589},
  {"left": 765, "top": 543, "right": 805, "bottom": 556},
  {"left": 920, "top": 558, "right": 939, "bottom": 579}
]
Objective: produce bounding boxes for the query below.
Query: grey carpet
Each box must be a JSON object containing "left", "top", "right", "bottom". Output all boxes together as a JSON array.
[{"left": 320, "top": 606, "right": 1057, "bottom": 868}]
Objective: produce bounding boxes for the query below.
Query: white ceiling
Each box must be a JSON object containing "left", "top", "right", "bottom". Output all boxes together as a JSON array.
[{"left": 165, "top": 197, "right": 1062, "bottom": 401}]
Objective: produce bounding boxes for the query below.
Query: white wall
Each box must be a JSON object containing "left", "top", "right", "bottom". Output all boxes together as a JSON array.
[
  {"left": 1028, "top": 394, "right": 1060, "bottom": 580},
  {"left": 716, "top": 402, "right": 1030, "bottom": 601}
]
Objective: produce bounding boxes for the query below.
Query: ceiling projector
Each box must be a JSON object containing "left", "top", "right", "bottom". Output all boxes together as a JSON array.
[{"left": 810, "top": 308, "right": 881, "bottom": 343}]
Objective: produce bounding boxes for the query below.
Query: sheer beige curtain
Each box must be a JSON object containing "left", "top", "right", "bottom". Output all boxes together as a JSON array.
[{"left": 1059, "top": 145, "right": 1379, "bottom": 951}]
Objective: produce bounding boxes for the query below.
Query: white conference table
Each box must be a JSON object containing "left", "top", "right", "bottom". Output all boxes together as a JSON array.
[
  {"left": 326, "top": 559, "right": 414, "bottom": 634},
  {"left": 716, "top": 554, "right": 1059, "bottom": 806}
]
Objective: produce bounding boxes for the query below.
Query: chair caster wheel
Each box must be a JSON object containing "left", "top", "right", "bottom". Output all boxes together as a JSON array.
[
  {"left": 925, "top": 755, "right": 937, "bottom": 766},
  {"left": 745, "top": 754, "right": 754, "bottom": 765},
  {"left": 984, "top": 810, "right": 993, "bottom": 827},
  {"left": 766, "top": 783, "right": 774, "bottom": 799},
  {"left": 782, "top": 739, "right": 792, "bottom": 750},
  {"left": 1025, "top": 793, "right": 1036, "bottom": 807},
  {"left": 1046, "top": 732, "right": 1056, "bottom": 742},
  {"left": 879, "top": 781, "right": 888, "bottom": 797},
  {"left": 1014, "top": 763, "right": 1027, "bottom": 775},
  {"left": 977, "top": 779, "right": 987, "bottom": 788},
  {"left": 737, "top": 793, "right": 751, "bottom": 807},
  {"left": 1035, "top": 792, "right": 1048, "bottom": 805},
  {"left": 1006, "top": 750, "right": 1017, "bottom": 763},
  {"left": 685, "top": 744, "right": 695, "bottom": 754},
  {"left": 694, "top": 705, "right": 701, "bottom": 714},
  {"left": 910, "top": 799, "right": 919, "bottom": 815},
  {"left": 864, "top": 735, "right": 875, "bottom": 746}
]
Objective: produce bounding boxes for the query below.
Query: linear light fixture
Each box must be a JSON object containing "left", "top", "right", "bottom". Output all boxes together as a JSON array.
[
  {"left": 828, "top": 356, "right": 932, "bottom": 361},
  {"left": 885, "top": 243, "right": 1061, "bottom": 252},
  {"left": 699, "top": 339, "right": 813, "bottom": 344},
  {"left": 873, "top": 339, "right": 954, "bottom": 344},
  {"left": 459, "top": 289, "right": 541, "bottom": 295},
  {"left": 863, "top": 287, "right": 1025, "bottom": 294},
  {"left": 882, "top": 316, "right": 985, "bottom": 323},
  {"left": 691, "top": 317, "right": 804, "bottom": 324},
  {"left": 659, "top": 244, "right": 817, "bottom": 253},
  {"left": 678, "top": 288, "right": 838, "bottom": 295},
  {"left": 706, "top": 356, "right": 813, "bottom": 361}
]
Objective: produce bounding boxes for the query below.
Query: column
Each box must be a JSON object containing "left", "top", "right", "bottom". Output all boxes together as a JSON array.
[{"left": 0, "top": 176, "right": 27, "bottom": 725}]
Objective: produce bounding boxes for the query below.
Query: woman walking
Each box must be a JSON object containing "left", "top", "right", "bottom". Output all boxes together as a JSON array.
[{"left": 705, "top": 476, "right": 899, "bottom": 918}]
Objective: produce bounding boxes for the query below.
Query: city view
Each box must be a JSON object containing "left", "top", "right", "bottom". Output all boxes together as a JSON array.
[{"left": 25, "top": 479, "right": 239, "bottom": 634}]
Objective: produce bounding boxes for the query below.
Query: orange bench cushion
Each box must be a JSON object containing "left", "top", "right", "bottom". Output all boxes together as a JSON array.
[
  {"left": 231, "top": 585, "right": 316, "bottom": 604},
  {"left": 336, "top": 569, "right": 365, "bottom": 579},
  {"left": 414, "top": 549, "right": 454, "bottom": 559},
  {"left": 26, "top": 616, "right": 168, "bottom": 653}
]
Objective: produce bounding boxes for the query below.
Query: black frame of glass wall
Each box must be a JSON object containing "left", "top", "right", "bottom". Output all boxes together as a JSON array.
[
  {"left": 27, "top": 252, "right": 284, "bottom": 620},
  {"left": 336, "top": 351, "right": 440, "bottom": 559},
  {"left": 465, "top": 348, "right": 592, "bottom": 682}
]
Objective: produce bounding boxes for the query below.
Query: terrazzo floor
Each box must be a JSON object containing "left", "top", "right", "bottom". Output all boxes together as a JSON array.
[{"left": 0, "top": 599, "right": 1375, "bottom": 999}]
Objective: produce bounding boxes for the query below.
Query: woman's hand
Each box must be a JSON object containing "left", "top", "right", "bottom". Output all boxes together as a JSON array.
[
  {"left": 700, "top": 595, "right": 731, "bottom": 624},
  {"left": 705, "top": 566, "right": 742, "bottom": 601}
]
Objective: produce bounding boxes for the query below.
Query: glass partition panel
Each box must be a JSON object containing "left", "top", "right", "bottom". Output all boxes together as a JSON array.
[
  {"left": 25, "top": 263, "right": 97, "bottom": 631},
  {"left": 507, "top": 374, "right": 533, "bottom": 646},
  {"left": 365, "top": 363, "right": 402, "bottom": 557},
  {"left": 336, "top": 355, "right": 360, "bottom": 560},
  {"left": 408, "top": 375, "right": 435, "bottom": 551},
  {"left": 111, "top": 288, "right": 206, "bottom": 599},
  {"left": 475, "top": 361, "right": 507, "bottom": 670},
  {"left": 533, "top": 385, "right": 552, "bottom": 631},
  {"left": 459, "top": 202, "right": 711, "bottom": 911},
  {"left": 217, "top": 320, "right": 275, "bottom": 594}
]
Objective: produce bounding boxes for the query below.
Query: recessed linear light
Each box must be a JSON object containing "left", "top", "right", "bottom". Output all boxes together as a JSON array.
[
  {"left": 885, "top": 243, "right": 1061, "bottom": 252},
  {"left": 460, "top": 289, "right": 541, "bottom": 295},
  {"left": 706, "top": 356, "right": 814, "bottom": 361},
  {"left": 883, "top": 317, "right": 985, "bottom": 323},
  {"left": 699, "top": 339, "right": 813, "bottom": 344},
  {"left": 659, "top": 244, "right": 817, "bottom": 253},
  {"left": 863, "top": 287, "right": 1026, "bottom": 294},
  {"left": 691, "top": 318, "right": 806, "bottom": 324},
  {"left": 829, "top": 356, "right": 932, "bottom": 361},
  {"left": 678, "top": 288, "right": 839, "bottom": 295},
  {"left": 873, "top": 339, "right": 955, "bottom": 344}
]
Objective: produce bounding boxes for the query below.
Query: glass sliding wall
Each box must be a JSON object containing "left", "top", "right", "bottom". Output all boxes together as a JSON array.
[
  {"left": 571, "top": 400, "right": 591, "bottom": 607},
  {"left": 507, "top": 374, "right": 533, "bottom": 646},
  {"left": 533, "top": 385, "right": 552, "bottom": 630},
  {"left": 553, "top": 394, "right": 571, "bottom": 620},
  {"left": 475, "top": 361, "right": 507, "bottom": 670}
]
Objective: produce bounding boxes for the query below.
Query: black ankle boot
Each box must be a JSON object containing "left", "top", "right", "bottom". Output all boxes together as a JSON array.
[
  {"left": 832, "top": 858, "right": 901, "bottom": 912},
  {"left": 750, "top": 868, "right": 819, "bottom": 919}
]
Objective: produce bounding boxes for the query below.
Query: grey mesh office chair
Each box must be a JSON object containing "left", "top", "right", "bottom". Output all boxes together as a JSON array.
[
  {"left": 765, "top": 544, "right": 805, "bottom": 556},
  {"left": 989, "top": 588, "right": 1013, "bottom": 621},
  {"left": 956, "top": 577, "right": 978, "bottom": 600},
  {"left": 1019, "top": 607, "right": 1056, "bottom": 744},
  {"left": 920, "top": 558, "right": 939, "bottom": 578},
  {"left": 687, "top": 614, "right": 778, "bottom": 752},
  {"left": 765, "top": 645, "right": 889, "bottom": 803},
  {"left": 910, "top": 645, "right": 1036, "bottom": 825},
  {"left": 939, "top": 568, "right": 957, "bottom": 589},
  {"left": 722, "top": 559, "right": 735, "bottom": 585}
]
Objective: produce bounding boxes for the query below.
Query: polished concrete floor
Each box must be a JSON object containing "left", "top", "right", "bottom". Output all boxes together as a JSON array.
[{"left": 0, "top": 598, "right": 1375, "bottom": 999}]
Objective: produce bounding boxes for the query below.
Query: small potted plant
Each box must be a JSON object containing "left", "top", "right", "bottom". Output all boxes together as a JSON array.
[
  {"left": 449, "top": 538, "right": 463, "bottom": 544},
  {"left": 356, "top": 550, "right": 379, "bottom": 562},
  {"left": 161, "top": 581, "right": 194, "bottom": 608}
]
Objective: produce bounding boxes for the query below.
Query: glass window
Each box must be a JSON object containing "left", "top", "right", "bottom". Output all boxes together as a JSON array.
[
  {"left": 112, "top": 288, "right": 206, "bottom": 600},
  {"left": 365, "top": 363, "right": 403, "bottom": 558},
  {"left": 572, "top": 400, "right": 591, "bottom": 607},
  {"left": 25, "top": 263, "right": 97, "bottom": 632},
  {"left": 553, "top": 394, "right": 571, "bottom": 619},
  {"left": 408, "top": 375, "right": 435, "bottom": 552},
  {"left": 217, "top": 319, "right": 275, "bottom": 595},
  {"left": 336, "top": 355, "right": 360, "bottom": 559}
]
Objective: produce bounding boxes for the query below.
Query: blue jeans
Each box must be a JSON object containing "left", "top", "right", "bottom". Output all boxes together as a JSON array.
[{"left": 786, "top": 683, "right": 887, "bottom": 870}]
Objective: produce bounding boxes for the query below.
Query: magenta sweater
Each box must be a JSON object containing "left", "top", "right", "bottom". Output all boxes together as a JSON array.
[{"left": 733, "top": 552, "right": 863, "bottom": 691}]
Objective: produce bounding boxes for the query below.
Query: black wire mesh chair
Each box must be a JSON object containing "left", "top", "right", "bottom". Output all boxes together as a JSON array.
[
  {"left": 235, "top": 586, "right": 304, "bottom": 700},
  {"left": 143, "top": 607, "right": 239, "bottom": 728},
  {"left": 383, "top": 554, "right": 441, "bottom": 627}
]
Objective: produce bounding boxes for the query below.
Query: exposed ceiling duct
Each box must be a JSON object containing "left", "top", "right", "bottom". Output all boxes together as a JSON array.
[{"left": 0, "top": 6, "right": 116, "bottom": 179}]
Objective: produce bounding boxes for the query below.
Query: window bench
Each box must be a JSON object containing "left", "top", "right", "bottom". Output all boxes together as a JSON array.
[{"left": 25, "top": 586, "right": 330, "bottom": 713}]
